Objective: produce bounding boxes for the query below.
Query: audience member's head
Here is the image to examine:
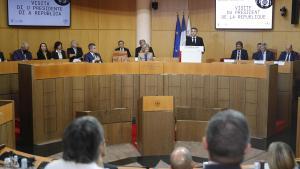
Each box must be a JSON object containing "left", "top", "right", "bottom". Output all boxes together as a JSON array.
[
  {"left": 21, "top": 42, "right": 30, "bottom": 51},
  {"left": 204, "top": 109, "right": 250, "bottom": 165},
  {"left": 170, "top": 147, "right": 194, "bottom": 169},
  {"left": 62, "top": 116, "right": 105, "bottom": 164},
  {"left": 54, "top": 41, "right": 63, "bottom": 50},
  {"left": 39, "top": 43, "right": 48, "bottom": 53},
  {"left": 257, "top": 43, "right": 262, "bottom": 51},
  {"left": 88, "top": 43, "right": 97, "bottom": 53},
  {"left": 236, "top": 41, "right": 244, "bottom": 50},
  {"left": 260, "top": 43, "right": 267, "bottom": 52},
  {"left": 139, "top": 39, "right": 146, "bottom": 47},
  {"left": 71, "top": 40, "right": 78, "bottom": 48},
  {"left": 285, "top": 44, "right": 293, "bottom": 53},
  {"left": 191, "top": 27, "right": 198, "bottom": 37},
  {"left": 267, "top": 142, "right": 297, "bottom": 169},
  {"left": 118, "top": 40, "right": 125, "bottom": 48}
]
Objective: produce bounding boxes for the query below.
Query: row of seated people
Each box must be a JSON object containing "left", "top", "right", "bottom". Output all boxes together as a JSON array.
[
  {"left": 230, "top": 41, "right": 299, "bottom": 62},
  {"left": 0, "top": 39, "right": 155, "bottom": 63},
  {"left": 44, "top": 109, "right": 298, "bottom": 169}
]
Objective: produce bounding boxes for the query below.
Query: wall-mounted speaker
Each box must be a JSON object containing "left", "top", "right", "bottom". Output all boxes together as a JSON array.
[
  {"left": 152, "top": 1, "right": 158, "bottom": 10},
  {"left": 291, "top": 0, "right": 299, "bottom": 24}
]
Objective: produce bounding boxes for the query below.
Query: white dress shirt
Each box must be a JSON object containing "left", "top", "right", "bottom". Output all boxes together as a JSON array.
[
  {"left": 45, "top": 159, "right": 103, "bottom": 169},
  {"left": 263, "top": 51, "right": 267, "bottom": 61},
  {"left": 73, "top": 48, "right": 77, "bottom": 54},
  {"left": 285, "top": 53, "right": 291, "bottom": 61},
  {"left": 236, "top": 50, "right": 241, "bottom": 60},
  {"left": 56, "top": 50, "right": 63, "bottom": 59}
]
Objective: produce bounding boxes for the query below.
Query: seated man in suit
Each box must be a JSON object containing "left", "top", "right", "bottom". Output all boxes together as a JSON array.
[
  {"left": 0, "top": 51, "right": 5, "bottom": 61},
  {"left": 278, "top": 44, "right": 299, "bottom": 62},
  {"left": 170, "top": 147, "right": 194, "bottom": 169},
  {"left": 138, "top": 44, "right": 154, "bottom": 61},
  {"left": 115, "top": 40, "right": 131, "bottom": 57},
  {"left": 203, "top": 109, "right": 250, "bottom": 169},
  {"left": 12, "top": 42, "right": 32, "bottom": 61},
  {"left": 67, "top": 40, "right": 84, "bottom": 62},
  {"left": 135, "top": 39, "right": 155, "bottom": 58},
  {"left": 230, "top": 41, "right": 248, "bottom": 60},
  {"left": 254, "top": 43, "right": 275, "bottom": 61},
  {"left": 186, "top": 27, "right": 205, "bottom": 51},
  {"left": 84, "top": 43, "right": 103, "bottom": 63},
  {"left": 252, "top": 43, "right": 262, "bottom": 60}
]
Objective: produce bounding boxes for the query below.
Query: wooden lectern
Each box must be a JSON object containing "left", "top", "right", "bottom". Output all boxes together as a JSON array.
[
  {"left": 137, "top": 96, "right": 174, "bottom": 155},
  {"left": 112, "top": 51, "right": 129, "bottom": 62},
  {"left": 0, "top": 100, "right": 15, "bottom": 148}
]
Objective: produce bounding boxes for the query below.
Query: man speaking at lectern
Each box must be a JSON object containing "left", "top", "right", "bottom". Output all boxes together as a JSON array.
[{"left": 186, "top": 28, "right": 205, "bottom": 49}]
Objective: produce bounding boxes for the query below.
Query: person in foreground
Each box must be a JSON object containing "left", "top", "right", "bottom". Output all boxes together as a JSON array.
[
  {"left": 45, "top": 116, "right": 105, "bottom": 169},
  {"left": 230, "top": 41, "right": 248, "bottom": 60},
  {"left": 267, "top": 142, "right": 298, "bottom": 169},
  {"left": 203, "top": 109, "right": 251, "bottom": 169},
  {"left": 12, "top": 42, "right": 32, "bottom": 61},
  {"left": 170, "top": 147, "right": 194, "bottom": 169},
  {"left": 278, "top": 44, "right": 299, "bottom": 62}
]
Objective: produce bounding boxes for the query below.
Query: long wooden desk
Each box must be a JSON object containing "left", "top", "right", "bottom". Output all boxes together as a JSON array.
[{"left": 17, "top": 62, "right": 278, "bottom": 152}]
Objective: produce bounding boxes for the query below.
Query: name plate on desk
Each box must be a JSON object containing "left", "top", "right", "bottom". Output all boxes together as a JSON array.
[
  {"left": 224, "top": 59, "right": 236, "bottom": 63},
  {"left": 274, "top": 61, "right": 285, "bottom": 66},
  {"left": 180, "top": 46, "right": 204, "bottom": 63},
  {"left": 254, "top": 60, "right": 266, "bottom": 65}
]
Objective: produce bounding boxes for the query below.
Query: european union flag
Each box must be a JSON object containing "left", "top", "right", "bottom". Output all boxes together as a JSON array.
[{"left": 173, "top": 15, "right": 181, "bottom": 58}]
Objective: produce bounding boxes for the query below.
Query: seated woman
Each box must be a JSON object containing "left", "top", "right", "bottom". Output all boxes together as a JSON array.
[
  {"left": 138, "top": 44, "right": 154, "bottom": 61},
  {"left": 37, "top": 43, "right": 51, "bottom": 60},
  {"left": 267, "top": 142, "right": 298, "bottom": 169},
  {"left": 45, "top": 116, "right": 105, "bottom": 169},
  {"left": 50, "top": 41, "right": 67, "bottom": 60}
]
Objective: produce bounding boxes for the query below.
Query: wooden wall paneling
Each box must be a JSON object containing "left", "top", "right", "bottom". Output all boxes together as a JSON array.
[
  {"left": 54, "top": 78, "right": 65, "bottom": 139},
  {"left": 181, "top": 75, "right": 193, "bottom": 107},
  {"left": 85, "top": 76, "right": 100, "bottom": 111},
  {"left": 151, "top": 31, "right": 174, "bottom": 58},
  {"left": 0, "top": 122, "right": 14, "bottom": 148},
  {"left": 176, "top": 120, "right": 207, "bottom": 142},
  {"left": 0, "top": 29, "right": 18, "bottom": 59},
  {"left": 140, "top": 75, "right": 164, "bottom": 97},
  {"left": 32, "top": 80, "right": 44, "bottom": 143},
  {"left": 0, "top": 0, "right": 8, "bottom": 28},
  {"left": 99, "top": 75, "right": 111, "bottom": 111},
  {"left": 132, "top": 74, "right": 140, "bottom": 118},
  {"left": 191, "top": 75, "right": 205, "bottom": 120},
  {"left": 99, "top": 0, "right": 136, "bottom": 30},
  {"left": 103, "top": 122, "right": 132, "bottom": 145},
  {"left": 203, "top": 76, "right": 218, "bottom": 118},
  {"left": 164, "top": 75, "right": 181, "bottom": 106},
  {"left": 256, "top": 79, "right": 269, "bottom": 138},
  {"left": 111, "top": 75, "right": 122, "bottom": 109},
  {"left": 0, "top": 75, "right": 10, "bottom": 95},
  {"left": 121, "top": 75, "right": 134, "bottom": 116},
  {"left": 245, "top": 78, "right": 258, "bottom": 136},
  {"left": 217, "top": 76, "right": 230, "bottom": 109},
  {"left": 72, "top": 77, "right": 85, "bottom": 113},
  {"left": 0, "top": 100, "right": 15, "bottom": 148},
  {"left": 62, "top": 77, "right": 73, "bottom": 130},
  {"left": 71, "top": 0, "right": 100, "bottom": 29},
  {"left": 229, "top": 77, "right": 246, "bottom": 112},
  {"left": 201, "top": 32, "right": 225, "bottom": 61}
]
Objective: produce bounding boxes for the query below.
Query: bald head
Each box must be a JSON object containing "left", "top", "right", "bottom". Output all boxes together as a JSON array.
[{"left": 170, "top": 147, "right": 193, "bottom": 169}]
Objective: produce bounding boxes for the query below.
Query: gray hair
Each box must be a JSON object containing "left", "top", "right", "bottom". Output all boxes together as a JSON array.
[
  {"left": 206, "top": 109, "right": 250, "bottom": 165},
  {"left": 170, "top": 147, "right": 193, "bottom": 169}
]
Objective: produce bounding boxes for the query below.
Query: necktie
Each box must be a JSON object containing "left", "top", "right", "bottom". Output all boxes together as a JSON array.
[
  {"left": 145, "top": 54, "right": 147, "bottom": 61},
  {"left": 193, "top": 37, "right": 196, "bottom": 44}
]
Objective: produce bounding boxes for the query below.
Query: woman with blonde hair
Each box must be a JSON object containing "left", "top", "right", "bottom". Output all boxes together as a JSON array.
[{"left": 267, "top": 142, "right": 298, "bottom": 169}]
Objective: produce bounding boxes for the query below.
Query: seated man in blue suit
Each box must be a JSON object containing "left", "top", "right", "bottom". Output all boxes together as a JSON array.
[
  {"left": 12, "top": 42, "right": 32, "bottom": 61},
  {"left": 278, "top": 44, "right": 299, "bottom": 62},
  {"left": 84, "top": 43, "right": 103, "bottom": 63},
  {"left": 253, "top": 43, "right": 275, "bottom": 61},
  {"left": 230, "top": 41, "right": 248, "bottom": 60}
]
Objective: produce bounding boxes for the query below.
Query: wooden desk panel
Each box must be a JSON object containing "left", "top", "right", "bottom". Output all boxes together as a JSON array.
[{"left": 0, "top": 100, "right": 15, "bottom": 148}]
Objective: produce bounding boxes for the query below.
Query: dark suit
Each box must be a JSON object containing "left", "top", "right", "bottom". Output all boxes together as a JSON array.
[
  {"left": 206, "top": 164, "right": 241, "bottom": 169},
  {"left": 84, "top": 52, "right": 103, "bottom": 63},
  {"left": 12, "top": 49, "right": 32, "bottom": 61},
  {"left": 115, "top": 47, "right": 132, "bottom": 57},
  {"left": 0, "top": 52, "right": 4, "bottom": 61},
  {"left": 230, "top": 49, "right": 248, "bottom": 60},
  {"left": 186, "top": 36, "right": 205, "bottom": 47},
  {"left": 252, "top": 51, "right": 260, "bottom": 60},
  {"left": 278, "top": 51, "right": 298, "bottom": 61},
  {"left": 50, "top": 50, "right": 67, "bottom": 60},
  {"left": 254, "top": 50, "right": 275, "bottom": 61},
  {"left": 135, "top": 47, "right": 155, "bottom": 58},
  {"left": 67, "top": 47, "right": 83, "bottom": 61},
  {"left": 37, "top": 51, "right": 51, "bottom": 60}
]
